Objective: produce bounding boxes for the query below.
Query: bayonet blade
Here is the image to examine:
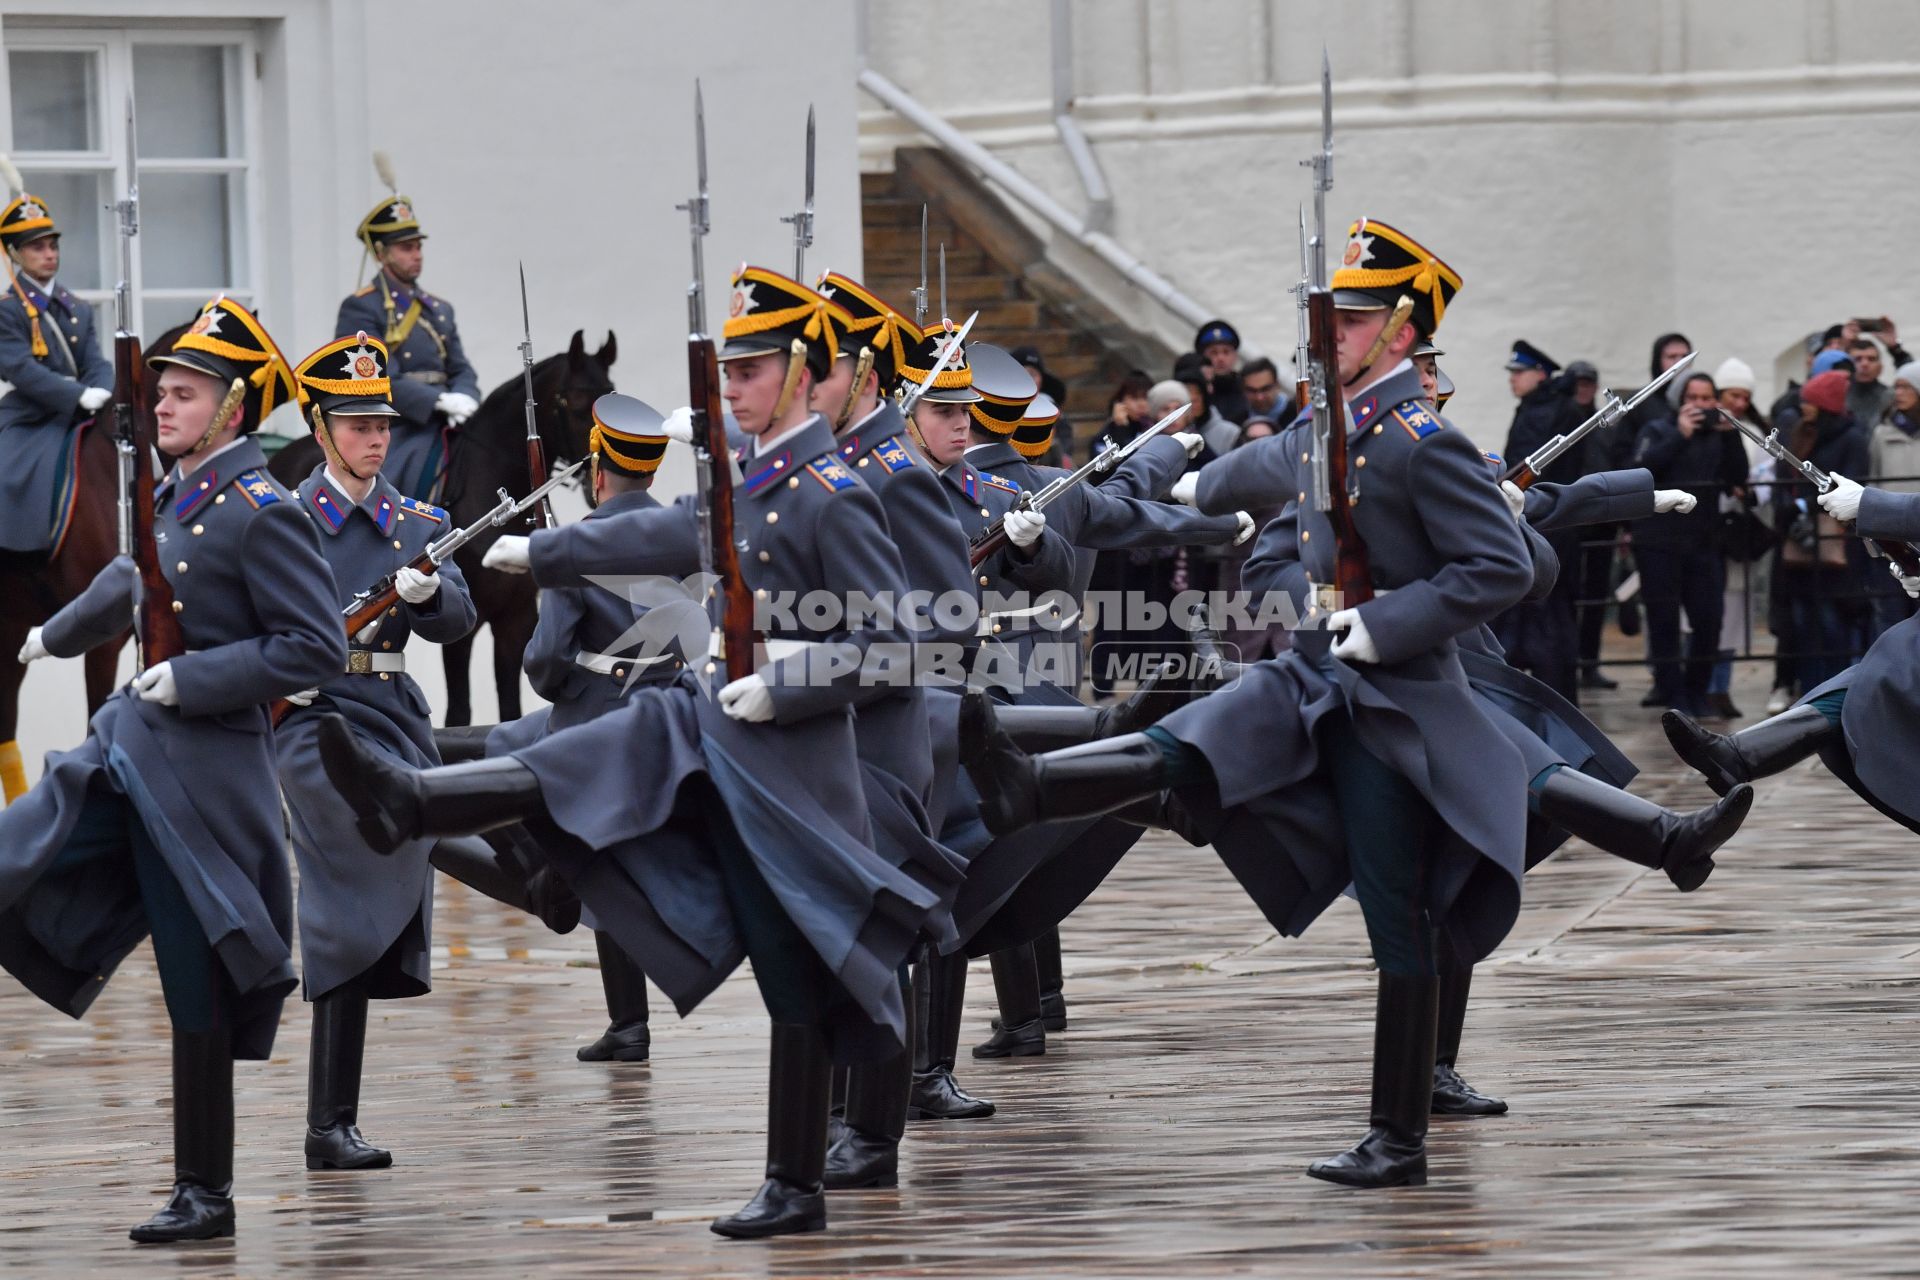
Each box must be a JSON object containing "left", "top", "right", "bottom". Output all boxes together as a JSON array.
[
  {"left": 518, "top": 261, "right": 532, "bottom": 345},
  {"left": 677, "top": 81, "right": 711, "bottom": 335},
  {"left": 693, "top": 81, "right": 708, "bottom": 203},
  {"left": 911, "top": 205, "right": 929, "bottom": 327},
  {"left": 939, "top": 243, "right": 948, "bottom": 325},
  {"left": 782, "top": 105, "right": 817, "bottom": 279}
]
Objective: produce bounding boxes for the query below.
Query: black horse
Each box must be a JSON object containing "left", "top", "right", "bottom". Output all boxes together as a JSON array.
[{"left": 269, "top": 330, "right": 615, "bottom": 725}]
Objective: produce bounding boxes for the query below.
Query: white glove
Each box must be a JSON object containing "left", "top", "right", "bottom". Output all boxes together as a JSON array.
[
  {"left": 663, "top": 405, "right": 696, "bottom": 444},
  {"left": 134, "top": 662, "right": 179, "bottom": 706},
  {"left": 1171, "top": 431, "right": 1204, "bottom": 459},
  {"left": 1168, "top": 472, "right": 1200, "bottom": 507},
  {"left": 1653, "top": 488, "right": 1697, "bottom": 515},
  {"left": 1889, "top": 559, "right": 1920, "bottom": 599},
  {"left": 482, "top": 535, "right": 531, "bottom": 574},
  {"left": 284, "top": 688, "right": 319, "bottom": 708},
  {"left": 1500, "top": 480, "right": 1526, "bottom": 520},
  {"left": 1328, "top": 608, "right": 1381, "bottom": 664},
  {"left": 78, "top": 386, "right": 113, "bottom": 412},
  {"left": 1817, "top": 474, "right": 1864, "bottom": 523},
  {"left": 17, "top": 626, "right": 48, "bottom": 665},
  {"left": 1003, "top": 507, "right": 1046, "bottom": 549},
  {"left": 395, "top": 564, "right": 440, "bottom": 605},
  {"left": 1233, "top": 511, "right": 1256, "bottom": 545},
  {"left": 718, "top": 673, "right": 775, "bottom": 722},
  {"left": 436, "top": 391, "right": 480, "bottom": 425}
]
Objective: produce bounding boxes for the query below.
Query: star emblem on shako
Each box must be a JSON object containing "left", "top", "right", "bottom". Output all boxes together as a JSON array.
[
  {"left": 339, "top": 341, "right": 382, "bottom": 381},
  {"left": 731, "top": 281, "right": 761, "bottom": 319},
  {"left": 189, "top": 307, "right": 225, "bottom": 337},
  {"left": 19, "top": 200, "right": 44, "bottom": 220},
  {"left": 1344, "top": 232, "right": 1375, "bottom": 269}
]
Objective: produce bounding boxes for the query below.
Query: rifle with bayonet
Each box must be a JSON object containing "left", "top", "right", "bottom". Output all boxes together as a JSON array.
[
  {"left": 968, "top": 404, "right": 1187, "bottom": 568},
  {"left": 270, "top": 461, "right": 586, "bottom": 724},
  {"left": 1291, "top": 206, "right": 1311, "bottom": 414},
  {"left": 1501, "top": 351, "right": 1697, "bottom": 489},
  {"left": 781, "top": 105, "right": 816, "bottom": 281},
  {"left": 110, "top": 90, "right": 184, "bottom": 670},
  {"left": 896, "top": 309, "right": 977, "bottom": 420},
  {"left": 680, "top": 81, "right": 759, "bottom": 682},
  {"left": 1720, "top": 409, "right": 1920, "bottom": 575},
  {"left": 518, "top": 262, "right": 554, "bottom": 529},
  {"left": 1300, "top": 52, "right": 1371, "bottom": 614},
  {"left": 909, "top": 205, "right": 928, "bottom": 328}
]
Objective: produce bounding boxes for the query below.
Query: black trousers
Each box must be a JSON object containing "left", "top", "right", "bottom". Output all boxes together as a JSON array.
[
  {"left": 1634, "top": 542, "right": 1724, "bottom": 712},
  {"left": 1576, "top": 527, "right": 1619, "bottom": 668}
]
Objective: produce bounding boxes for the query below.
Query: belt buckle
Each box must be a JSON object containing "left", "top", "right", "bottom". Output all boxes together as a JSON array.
[{"left": 346, "top": 650, "right": 373, "bottom": 675}]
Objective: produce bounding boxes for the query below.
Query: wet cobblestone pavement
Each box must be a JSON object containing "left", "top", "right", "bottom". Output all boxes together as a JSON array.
[{"left": 6, "top": 675, "right": 1920, "bottom": 1276}]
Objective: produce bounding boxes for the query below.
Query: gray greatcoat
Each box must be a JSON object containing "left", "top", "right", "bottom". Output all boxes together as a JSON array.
[
  {"left": 0, "top": 279, "right": 114, "bottom": 551},
  {"left": 0, "top": 438, "right": 344, "bottom": 1057},
  {"left": 336, "top": 273, "right": 481, "bottom": 499},
  {"left": 278, "top": 466, "right": 475, "bottom": 999},
  {"left": 1167, "top": 363, "right": 1535, "bottom": 964},
  {"left": 519, "top": 415, "right": 946, "bottom": 1052}
]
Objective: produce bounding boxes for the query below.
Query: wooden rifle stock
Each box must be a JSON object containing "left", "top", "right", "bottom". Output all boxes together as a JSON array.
[
  {"left": 1500, "top": 459, "right": 1539, "bottom": 490},
  {"left": 114, "top": 329, "right": 186, "bottom": 665},
  {"left": 691, "top": 335, "right": 759, "bottom": 682},
  {"left": 968, "top": 520, "right": 1010, "bottom": 569},
  {"left": 267, "top": 550, "right": 434, "bottom": 726},
  {"left": 1308, "top": 292, "right": 1372, "bottom": 608},
  {"left": 526, "top": 432, "right": 555, "bottom": 529}
]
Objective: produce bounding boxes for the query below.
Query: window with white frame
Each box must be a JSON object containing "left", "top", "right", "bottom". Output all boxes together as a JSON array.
[{"left": 4, "top": 26, "right": 260, "bottom": 338}]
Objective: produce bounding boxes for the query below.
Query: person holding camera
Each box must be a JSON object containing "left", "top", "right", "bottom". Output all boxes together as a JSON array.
[{"left": 1630, "top": 371, "right": 1749, "bottom": 717}]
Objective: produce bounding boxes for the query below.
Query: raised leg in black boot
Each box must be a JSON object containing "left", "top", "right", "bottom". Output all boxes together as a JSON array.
[
  {"left": 1430, "top": 964, "right": 1507, "bottom": 1117},
  {"left": 974, "top": 944, "right": 1046, "bottom": 1058},
  {"left": 317, "top": 714, "right": 544, "bottom": 854},
  {"left": 826, "top": 972, "right": 914, "bottom": 1190},
  {"left": 1531, "top": 765, "right": 1754, "bottom": 893},
  {"left": 1662, "top": 703, "right": 1835, "bottom": 797},
  {"left": 305, "top": 980, "right": 393, "bottom": 1169},
  {"left": 959, "top": 693, "right": 1171, "bottom": 837},
  {"left": 1307, "top": 972, "right": 1437, "bottom": 1187},
  {"left": 430, "top": 723, "right": 498, "bottom": 763},
  {"left": 577, "top": 931, "right": 651, "bottom": 1062},
  {"left": 909, "top": 948, "right": 995, "bottom": 1119},
  {"left": 130, "top": 1029, "right": 236, "bottom": 1243},
  {"left": 712, "top": 1024, "right": 831, "bottom": 1238}
]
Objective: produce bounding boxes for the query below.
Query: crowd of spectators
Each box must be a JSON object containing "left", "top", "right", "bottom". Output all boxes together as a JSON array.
[{"left": 1070, "top": 313, "right": 1920, "bottom": 722}]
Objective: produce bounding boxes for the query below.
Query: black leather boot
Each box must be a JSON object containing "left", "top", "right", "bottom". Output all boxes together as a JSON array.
[
  {"left": 1307, "top": 972, "right": 1436, "bottom": 1189},
  {"left": 974, "top": 945, "right": 1046, "bottom": 1059},
  {"left": 431, "top": 724, "right": 497, "bottom": 763},
  {"left": 1430, "top": 965, "right": 1506, "bottom": 1117},
  {"left": 304, "top": 984, "right": 392, "bottom": 1170},
  {"left": 428, "top": 832, "right": 581, "bottom": 934},
  {"left": 131, "top": 1029, "right": 236, "bottom": 1243},
  {"left": 960, "top": 693, "right": 1168, "bottom": 837},
  {"left": 1533, "top": 766, "right": 1754, "bottom": 893},
  {"left": 1662, "top": 704, "right": 1834, "bottom": 798},
  {"left": 909, "top": 949, "right": 995, "bottom": 1119},
  {"left": 319, "top": 714, "right": 545, "bottom": 854},
  {"left": 712, "top": 1024, "right": 830, "bottom": 1239},
  {"left": 577, "top": 932, "right": 651, "bottom": 1062},
  {"left": 826, "top": 978, "right": 913, "bottom": 1190},
  {"left": 1034, "top": 927, "right": 1067, "bottom": 1031}
]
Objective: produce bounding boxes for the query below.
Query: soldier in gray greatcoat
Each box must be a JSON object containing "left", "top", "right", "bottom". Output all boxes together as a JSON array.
[
  {"left": 334, "top": 187, "right": 481, "bottom": 500},
  {"left": 317, "top": 266, "right": 948, "bottom": 1240},
  {"left": 1666, "top": 474, "right": 1920, "bottom": 835},
  {"left": 275, "top": 333, "right": 477, "bottom": 1172},
  {"left": 6, "top": 299, "right": 342, "bottom": 1243},
  {"left": 0, "top": 169, "right": 115, "bottom": 556}
]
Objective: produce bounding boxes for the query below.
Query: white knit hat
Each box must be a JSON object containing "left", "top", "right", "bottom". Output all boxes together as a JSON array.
[
  {"left": 1895, "top": 362, "right": 1920, "bottom": 392},
  {"left": 1714, "top": 357, "right": 1755, "bottom": 392}
]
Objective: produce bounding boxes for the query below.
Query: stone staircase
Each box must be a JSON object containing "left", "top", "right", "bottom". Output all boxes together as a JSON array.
[{"left": 860, "top": 148, "right": 1179, "bottom": 462}]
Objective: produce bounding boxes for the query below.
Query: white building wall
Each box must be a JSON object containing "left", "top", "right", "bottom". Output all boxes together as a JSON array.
[{"left": 862, "top": 0, "right": 1920, "bottom": 443}]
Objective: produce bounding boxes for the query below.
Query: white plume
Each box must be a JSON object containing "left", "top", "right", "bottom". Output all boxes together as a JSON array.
[
  {"left": 0, "top": 154, "right": 23, "bottom": 201},
  {"left": 372, "top": 149, "right": 397, "bottom": 194}
]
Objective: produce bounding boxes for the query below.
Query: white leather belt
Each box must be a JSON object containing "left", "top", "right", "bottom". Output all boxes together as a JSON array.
[
  {"left": 576, "top": 650, "right": 680, "bottom": 677},
  {"left": 1311, "top": 583, "right": 1393, "bottom": 613},
  {"left": 403, "top": 370, "right": 447, "bottom": 385},
  {"left": 345, "top": 651, "right": 406, "bottom": 675}
]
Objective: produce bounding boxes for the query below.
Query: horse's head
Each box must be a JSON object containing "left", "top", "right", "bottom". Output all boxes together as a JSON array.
[{"left": 543, "top": 329, "right": 617, "bottom": 463}]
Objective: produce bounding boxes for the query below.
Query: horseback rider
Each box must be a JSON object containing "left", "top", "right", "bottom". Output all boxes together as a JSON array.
[
  {"left": 335, "top": 173, "right": 481, "bottom": 501},
  {"left": 0, "top": 158, "right": 115, "bottom": 558}
]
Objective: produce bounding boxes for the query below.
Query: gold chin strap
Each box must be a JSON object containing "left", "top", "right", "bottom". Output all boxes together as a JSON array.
[
  {"left": 311, "top": 404, "right": 371, "bottom": 483},
  {"left": 1349, "top": 295, "right": 1416, "bottom": 388},
  {"left": 187, "top": 378, "right": 248, "bottom": 456},
  {"left": 899, "top": 388, "right": 932, "bottom": 456},
  {"left": 770, "top": 337, "right": 808, "bottom": 423},
  {"left": 835, "top": 346, "right": 875, "bottom": 431}
]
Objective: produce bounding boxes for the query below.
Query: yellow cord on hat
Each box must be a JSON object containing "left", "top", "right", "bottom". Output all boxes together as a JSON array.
[{"left": 3, "top": 255, "right": 48, "bottom": 358}]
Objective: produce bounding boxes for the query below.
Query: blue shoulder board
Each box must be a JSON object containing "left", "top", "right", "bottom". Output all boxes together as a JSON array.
[
  {"left": 235, "top": 469, "right": 281, "bottom": 509},
  {"left": 875, "top": 435, "right": 916, "bottom": 473},
  {"left": 1481, "top": 450, "right": 1504, "bottom": 465},
  {"left": 806, "top": 458, "right": 857, "bottom": 492},
  {"left": 398, "top": 495, "right": 445, "bottom": 524},
  {"left": 1393, "top": 403, "right": 1445, "bottom": 441},
  {"left": 980, "top": 472, "right": 1020, "bottom": 494}
]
